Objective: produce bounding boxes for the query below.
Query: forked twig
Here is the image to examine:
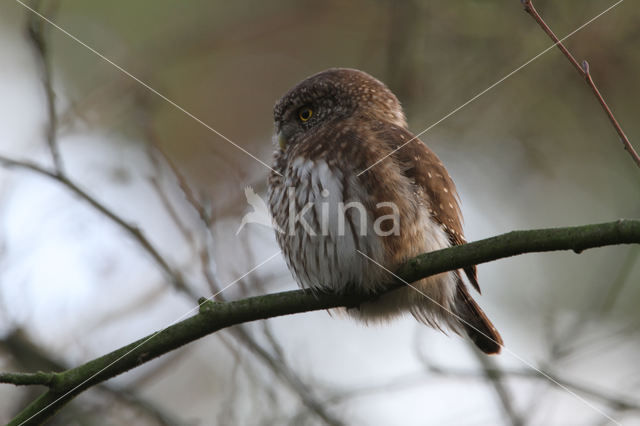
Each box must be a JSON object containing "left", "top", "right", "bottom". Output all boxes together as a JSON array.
[
  {"left": 26, "top": 0, "right": 64, "bottom": 173},
  {"left": 522, "top": 0, "right": 640, "bottom": 168}
]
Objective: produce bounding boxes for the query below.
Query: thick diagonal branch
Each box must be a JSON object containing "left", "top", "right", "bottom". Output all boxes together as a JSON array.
[{"left": 5, "top": 219, "right": 640, "bottom": 425}]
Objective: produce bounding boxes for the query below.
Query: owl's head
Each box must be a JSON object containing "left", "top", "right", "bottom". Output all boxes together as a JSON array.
[{"left": 273, "top": 68, "right": 407, "bottom": 150}]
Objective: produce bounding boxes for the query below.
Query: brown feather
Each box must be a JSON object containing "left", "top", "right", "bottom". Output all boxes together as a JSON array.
[
  {"left": 454, "top": 277, "right": 503, "bottom": 354},
  {"left": 378, "top": 126, "right": 481, "bottom": 293}
]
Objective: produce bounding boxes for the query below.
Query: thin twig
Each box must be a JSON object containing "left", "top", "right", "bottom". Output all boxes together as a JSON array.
[
  {"left": 199, "top": 248, "right": 344, "bottom": 425},
  {"left": 21, "top": 3, "right": 197, "bottom": 300},
  {"left": 147, "top": 149, "right": 197, "bottom": 248},
  {"left": 26, "top": 0, "right": 64, "bottom": 173},
  {"left": 145, "top": 125, "right": 343, "bottom": 425},
  {"left": 324, "top": 346, "right": 640, "bottom": 414},
  {"left": 521, "top": 0, "right": 640, "bottom": 168},
  {"left": 1, "top": 116, "right": 342, "bottom": 424},
  {"left": 230, "top": 326, "right": 345, "bottom": 426},
  {"left": 423, "top": 362, "right": 640, "bottom": 412},
  {"left": 0, "top": 154, "right": 194, "bottom": 298},
  {"left": 470, "top": 346, "right": 524, "bottom": 426},
  {"left": 548, "top": 246, "right": 639, "bottom": 361},
  {"left": 146, "top": 122, "right": 212, "bottom": 228},
  {"left": 7, "top": 20, "right": 341, "bottom": 422}
]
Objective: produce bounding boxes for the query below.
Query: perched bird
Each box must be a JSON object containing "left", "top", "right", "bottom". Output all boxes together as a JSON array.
[{"left": 268, "top": 68, "right": 503, "bottom": 354}]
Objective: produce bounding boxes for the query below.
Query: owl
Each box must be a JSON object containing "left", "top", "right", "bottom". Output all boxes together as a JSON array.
[{"left": 268, "top": 68, "right": 502, "bottom": 354}]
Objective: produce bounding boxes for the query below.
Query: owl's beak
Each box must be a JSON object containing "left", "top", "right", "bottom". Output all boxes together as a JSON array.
[{"left": 276, "top": 131, "right": 287, "bottom": 150}]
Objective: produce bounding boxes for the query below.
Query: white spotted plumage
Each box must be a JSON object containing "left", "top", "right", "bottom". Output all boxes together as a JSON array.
[{"left": 268, "top": 158, "right": 388, "bottom": 294}]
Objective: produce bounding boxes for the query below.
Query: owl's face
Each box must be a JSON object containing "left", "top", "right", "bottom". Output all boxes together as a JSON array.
[{"left": 273, "top": 68, "right": 407, "bottom": 151}]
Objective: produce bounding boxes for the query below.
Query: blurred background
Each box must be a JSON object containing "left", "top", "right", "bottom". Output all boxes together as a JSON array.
[{"left": 0, "top": 0, "right": 639, "bottom": 424}]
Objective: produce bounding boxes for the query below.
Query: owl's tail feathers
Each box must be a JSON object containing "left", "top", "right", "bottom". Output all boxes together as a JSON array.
[{"left": 454, "top": 282, "right": 503, "bottom": 354}]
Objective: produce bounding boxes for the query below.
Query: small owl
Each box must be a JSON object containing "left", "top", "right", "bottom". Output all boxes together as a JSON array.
[{"left": 268, "top": 68, "right": 502, "bottom": 354}]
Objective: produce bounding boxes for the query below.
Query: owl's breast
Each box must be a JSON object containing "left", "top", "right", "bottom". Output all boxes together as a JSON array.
[{"left": 268, "top": 156, "right": 390, "bottom": 293}]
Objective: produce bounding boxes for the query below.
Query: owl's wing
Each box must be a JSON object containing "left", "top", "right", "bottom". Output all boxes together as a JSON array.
[{"left": 384, "top": 126, "right": 480, "bottom": 293}]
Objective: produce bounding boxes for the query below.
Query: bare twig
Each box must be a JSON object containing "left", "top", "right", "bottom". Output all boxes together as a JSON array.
[
  {"left": 26, "top": 0, "right": 64, "bottom": 173},
  {"left": 147, "top": 147, "right": 197, "bottom": 248},
  {"left": 521, "top": 0, "right": 640, "bottom": 168},
  {"left": 597, "top": 246, "right": 639, "bottom": 315},
  {"left": 145, "top": 125, "right": 343, "bottom": 425},
  {"left": 0, "top": 154, "right": 193, "bottom": 298},
  {"left": 422, "top": 362, "right": 640, "bottom": 413},
  {"left": 547, "top": 246, "right": 639, "bottom": 361},
  {"left": 325, "top": 347, "right": 640, "bottom": 416},
  {"left": 200, "top": 246, "right": 344, "bottom": 425},
  {"left": 149, "top": 141, "right": 212, "bottom": 228},
  {"left": 230, "top": 326, "right": 345, "bottom": 426},
  {"left": 470, "top": 346, "right": 524, "bottom": 426},
  {"left": 16, "top": 7, "right": 353, "bottom": 423},
  {"left": 1, "top": 120, "right": 341, "bottom": 424},
  {"left": 415, "top": 339, "right": 640, "bottom": 415}
]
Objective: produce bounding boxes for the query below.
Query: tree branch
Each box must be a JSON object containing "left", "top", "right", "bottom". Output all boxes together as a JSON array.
[
  {"left": 0, "top": 328, "right": 185, "bottom": 425},
  {"left": 0, "top": 371, "right": 55, "bottom": 387},
  {"left": 4, "top": 219, "right": 640, "bottom": 425},
  {"left": 521, "top": 0, "right": 640, "bottom": 168},
  {"left": 423, "top": 362, "right": 640, "bottom": 413},
  {"left": 470, "top": 346, "right": 524, "bottom": 426},
  {"left": 26, "top": 0, "right": 64, "bottom": 173}
]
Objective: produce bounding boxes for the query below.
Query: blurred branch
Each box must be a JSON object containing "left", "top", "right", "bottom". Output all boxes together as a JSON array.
[
  {"left": 421, "top": 361, "right": 640, "bottom": 413},
  {"left": 0, "top": 24, "right": 340, "bottom": 411},
  {"left": 0, "top": 329, "right": 184, "bottom": 426},
  {"left": 1, "top": 114, "right": 344, "bottom": 425},
  {"left": 147, "top": 148, "right": 198, "bottom": 248},
  {"left": 470, "top": 346, "right": 524, "bottom": 426},
  {"left": 146, "top": 137, "right": 213, "bottom": 229},
  {"left": 0, "top": 154, "right": 194, "bottom": 298},
  {"left": 323, "top": 361, "right": 640, "bottom": 416},
  {"left": 548, "top": 246, "right": 639, "bottom": 360},
  {"left": 596, "top": 246, "right": 639, "bottom": 315},
  {"left": 230, "top": 326, "right": 345, "bottom": 426},
  {"left": 145, "top": 124, "right": 344, "bottom": 425},
  {"left": 26, "top": 0, "right": 63, "bottom": 173},
  {"left": 415, "top": 339, "right": 640, "bottom": 415},
  {"left": 325, "top": 335, "right": 640, "bottom": 415},
  {"left": 4, "top": 219, "right": 640, "bottom": 424},
  {"left": 521, "top": 0, "right": 640, "bottom": 168}
]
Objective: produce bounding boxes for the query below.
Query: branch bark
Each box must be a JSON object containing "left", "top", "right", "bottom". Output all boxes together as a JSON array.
[
  {"left": 4, "top": 219, "right": 640, "bottom": 425},
  {"left": 0, "top": 329, "right": 184, "bottom": 425}
]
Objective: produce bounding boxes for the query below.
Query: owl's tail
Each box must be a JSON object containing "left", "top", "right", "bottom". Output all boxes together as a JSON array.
[{"left": 454, "top": 281, "right": 503, "bottom": 354}]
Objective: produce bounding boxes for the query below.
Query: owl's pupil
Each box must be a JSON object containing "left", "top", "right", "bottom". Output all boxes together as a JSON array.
[{"left": 299, "top": 108, "right": 312, "bottom": 121}]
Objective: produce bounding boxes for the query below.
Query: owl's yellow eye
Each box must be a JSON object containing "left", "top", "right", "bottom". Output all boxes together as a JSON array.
[{"left": 298, "top": 107, "right": 313, "bottom": 122}]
